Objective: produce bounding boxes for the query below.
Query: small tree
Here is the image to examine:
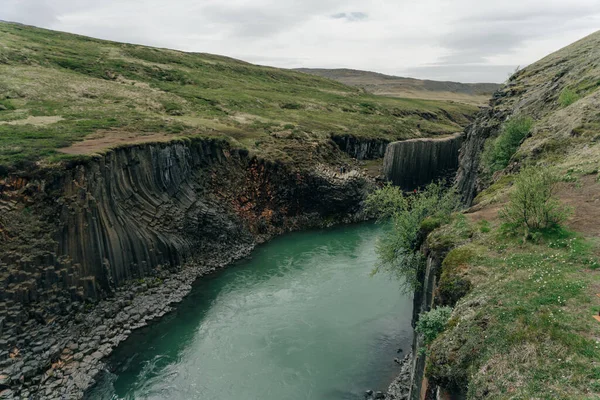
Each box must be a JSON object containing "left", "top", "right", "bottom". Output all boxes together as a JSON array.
[
  {"left": 500, "top": 167, "right": 571, "bottom": 236},
  {"left": 366, "top": 182, "right": 461, "bottom": 292}
]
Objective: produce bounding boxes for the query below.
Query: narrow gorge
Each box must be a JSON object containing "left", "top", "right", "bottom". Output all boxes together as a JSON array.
[{"left": 0, "top": 128, "right": 469, "bottom": 399}]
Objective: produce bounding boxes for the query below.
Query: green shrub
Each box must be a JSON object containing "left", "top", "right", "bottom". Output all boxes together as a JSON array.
[
  {"left": 162, "top": 101, "right": 184, "bottom": 116},
  {"left": 482, "top": 116, "right": 533, "bottom": 174},
  {"left": 500, "top": 167, "right": 571, "bottom": 237},
  {"left": 280, "top": 102, "right": 302, "bottom": 109},
  {"left": 0, "top": 99, "right": 16, "bottom": 111},
  {"left": 558, "top": 88, "right": 580, "bottom": 107},
  {"left": 366, "top": 182, "right": 461, "bottom": 292},
  {"left": 416, "top": 306, "right": 453, "bottom": 346}
]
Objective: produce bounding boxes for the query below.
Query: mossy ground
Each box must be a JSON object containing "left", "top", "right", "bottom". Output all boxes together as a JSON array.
[
  {"left": 0, "top": 22, "right": 477, "bottom": 170},
  {"left": 428, "top": 111, "right": 600, "bottom": 397},
  {"left": 426, "top": 214, "right": 600, "bottom": 399}
]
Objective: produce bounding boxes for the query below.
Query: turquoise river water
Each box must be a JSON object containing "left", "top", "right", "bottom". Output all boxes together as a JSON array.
[{"left": 87, "top": 223, "right": 414, "bottom": 400}]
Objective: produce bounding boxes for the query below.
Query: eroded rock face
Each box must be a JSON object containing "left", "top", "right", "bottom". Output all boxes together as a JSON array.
[
  {"left": 454, "top": 108, "right": 505, "bottom": 204},
  {"left": 0, "top": 138, "right": 372, "bottom": 398},
  {"left": 456, "top": 30, "right": 600, "bottom": 205},
  {"left": 383, "top": 134, "right": 463, "bottom": 190},
  {"left": 332, "top": 135, "right": 389, "bottom": 160}
]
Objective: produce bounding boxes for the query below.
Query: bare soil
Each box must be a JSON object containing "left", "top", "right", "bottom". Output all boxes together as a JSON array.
[
  {"left": 58, "top": 130, "right": 175, "bottom": 155},
  {"left": 465, "top": 175, "right": 600, "bottom": 238}
]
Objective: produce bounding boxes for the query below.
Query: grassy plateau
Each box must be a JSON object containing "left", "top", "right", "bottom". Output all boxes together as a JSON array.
[{"left": 0, "top": 22, "right": 477, "bottom": 171}]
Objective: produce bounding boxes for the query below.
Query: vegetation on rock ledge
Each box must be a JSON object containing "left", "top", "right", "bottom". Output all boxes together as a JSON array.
[{"left": 366, "top": 182, "right": 461, "bottom": 292}]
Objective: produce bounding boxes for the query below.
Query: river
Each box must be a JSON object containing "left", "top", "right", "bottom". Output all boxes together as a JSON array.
[{"left": 87, "top": 223, "right": 413, "bottom": 400}]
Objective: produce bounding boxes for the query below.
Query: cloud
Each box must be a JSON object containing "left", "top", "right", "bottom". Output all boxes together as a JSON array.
[
  {"left": 330, "top": 12, "right": 368, "bottom": 22},
  {"left": 0, "top": 0, "right": 599, "bottom": 83},
  {"left": 1, "top": 0, "right": 59, "bottom": 27},
  {"left": 431, "top": 1, "right": 600, "bottom": 68}
]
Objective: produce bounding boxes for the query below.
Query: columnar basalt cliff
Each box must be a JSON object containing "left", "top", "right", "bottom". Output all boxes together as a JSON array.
[
  {"left": 405, "top": 245, "right": 449, "bottom": 400},
  {"left": 0, "top": 138, "right": 371, "bottom": 399},
  {"left": 332, "top": 135, "right": 390, "bottom": 160},
  {"left": 383, "top": 133, "right": 463, "bottom": 190}
]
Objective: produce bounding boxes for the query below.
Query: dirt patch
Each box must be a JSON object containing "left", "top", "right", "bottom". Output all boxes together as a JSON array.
[
  {"left": 466, "top": 175, "right": 600, "bottom": 238},
  {"left": 465, "top": 203, "right": 503, "bottom": 224},
  {"left": 0, "top": 116, "right": 63, "bottom": 126},
  {"left": 557, "top": 176, "right": 600, "bottom": 237},
  {"left": 58, "top": 130, "right": 176, "bottom": 155}
]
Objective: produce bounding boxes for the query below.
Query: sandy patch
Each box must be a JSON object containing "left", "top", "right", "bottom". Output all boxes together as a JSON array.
[
  {"left": 229, "top": 113, "right": 268, "bottom": 124},
  {"left": 0, "top": 116, "right": 63, "bottom": 126},
  {"left": 58, "top": 130, "right": 175, "bottom": 155}
]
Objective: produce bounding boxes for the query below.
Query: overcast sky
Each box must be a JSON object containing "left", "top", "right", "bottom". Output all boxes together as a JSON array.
[{"left": 2, "top": 0, "right": 599, "bottom": 83}]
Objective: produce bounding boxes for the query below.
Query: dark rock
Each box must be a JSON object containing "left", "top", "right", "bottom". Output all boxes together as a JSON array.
[
  {"left": 0, "top": 375, "right": 10, "bottom": 390},
  {"left": 0, "top": 139, "right": 373, "bottom": 399},
  {"left": 384, "top": 133, "right": 463, "bottom": 190}
]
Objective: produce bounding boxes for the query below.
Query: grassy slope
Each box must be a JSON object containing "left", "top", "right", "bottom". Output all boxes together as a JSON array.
[
  {"left": 294, "top": 68, "right": 500, "bottom": 106},
  {"left": 0, "top": 22, "right": 477, "bottom": 171},
  {"left": 425, "top": 31, "right": 600, "bottom": 399}
]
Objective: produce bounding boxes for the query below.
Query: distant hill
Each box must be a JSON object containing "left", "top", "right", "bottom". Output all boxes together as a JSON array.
[{"left": 294, "top": 68, "right": 500, "bottom": 106}]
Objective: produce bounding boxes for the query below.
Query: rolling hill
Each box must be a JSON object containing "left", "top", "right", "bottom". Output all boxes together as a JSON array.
[{"left": 295, "top": 68, "right": 500, "bottom": 106}]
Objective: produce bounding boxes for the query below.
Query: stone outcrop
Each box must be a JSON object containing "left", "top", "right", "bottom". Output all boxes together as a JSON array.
[
  {"left": 331, "top": 135, "right": 389, "bottom": 160},
  {"left": 0, "top": 138, "right": 372, "bottom": 399},
  {"left": 383, "top": 134, "right": 463, "bottom": 190}
]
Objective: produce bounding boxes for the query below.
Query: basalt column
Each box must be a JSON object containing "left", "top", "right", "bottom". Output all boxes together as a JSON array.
[{"left": 383, "top": 133, "right": 463, "bottom": 190}]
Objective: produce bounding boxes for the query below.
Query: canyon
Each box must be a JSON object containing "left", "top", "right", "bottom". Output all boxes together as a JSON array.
[{"left": 1, "top": 20, "right": 599, "bottom": 400}]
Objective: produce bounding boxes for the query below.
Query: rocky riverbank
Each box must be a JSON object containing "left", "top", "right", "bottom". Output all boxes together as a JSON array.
[
  {"left": 0, "top": 241, "right": 251, "bottom": 400},
  {"left": 364, "top": 353, "right": 412, "bottom": 400},
  {"left": 384, "top": 353, "right": 412, "bottom": 400}
]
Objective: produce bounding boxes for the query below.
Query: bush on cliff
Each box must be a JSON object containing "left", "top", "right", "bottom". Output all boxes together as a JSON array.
[
  {"left": 482, "top": 116, "right": 533, "bottom": 174},
  {"left": 500, "top": 167, "right": 571, "bottom": 238},
  {"left": 416, "top": 306, "right": 453, "bottom": 346},
  {"left": 366, "top": 182, "right": 461, "bottom": 292}
]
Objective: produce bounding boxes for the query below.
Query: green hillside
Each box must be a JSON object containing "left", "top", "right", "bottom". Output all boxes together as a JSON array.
[
  {"left": 422, "top": 30, "right": 600, "bottom": 398},
  {"left": 0, "top": 22, "right": 477, "bottom": 171}
]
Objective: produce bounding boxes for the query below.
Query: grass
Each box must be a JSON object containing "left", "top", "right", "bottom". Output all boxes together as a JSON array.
[
  {"left": 425, "top": 214, "right": 600, "bottom": 399},
  {"left": 559, "top": 88, "right": 580, "bottom": 107},
  {"left": 482, "top": 116, "right": 534, "bottom": 175},
  {"left": 0, "top": 22, "right": 477, "bottom": 170},
  {"left": 427, "top": 29, "right": 600, "bottom": 399}
]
